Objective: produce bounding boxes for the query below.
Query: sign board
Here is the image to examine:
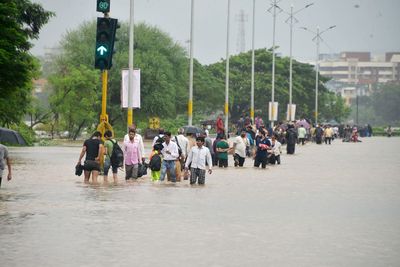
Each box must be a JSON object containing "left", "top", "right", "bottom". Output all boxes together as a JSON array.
[
  {"left": 268, "top": 102, "right": 278, "bottom": 121},
  {"left": 97, "top": 0, "right": 110, "bottom": 13},
  {"left": 286, "top": 104, "right": 296, "bottom": 121},
  {"left": 121, "top": 69, "right": 141, "bottom": 108}
]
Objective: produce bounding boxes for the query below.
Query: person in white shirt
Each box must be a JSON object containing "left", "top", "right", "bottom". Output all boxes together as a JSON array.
[
  {"left": 232, "top": 131, "right": 249, "bottom": 167},
  {"left": 123, "top": 125, "right": 145, "bottom": 162},
  {"left": 268, "top": 135, "right": 282, "bottom": 165},
  {"left": 160, "top": 132, "right": 179, "bottom": 182},
  {"left": 173, "top": 128, "right": 189, "bottom": 158},
  {"left": 185, "top": 136, "right": 212, "bottom": 185}
]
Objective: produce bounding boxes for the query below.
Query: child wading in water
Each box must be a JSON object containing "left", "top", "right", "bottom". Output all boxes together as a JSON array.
[{"left": 149, "top": 143, "right": 163, "bottom": 181}]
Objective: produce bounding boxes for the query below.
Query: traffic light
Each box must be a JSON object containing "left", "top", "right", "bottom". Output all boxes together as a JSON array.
[
  {"left": 95, "top": 17, "right": 118, "bottom": 70},
  {"left": 97, "top": 0, "right": 110, "bottom": 13}
]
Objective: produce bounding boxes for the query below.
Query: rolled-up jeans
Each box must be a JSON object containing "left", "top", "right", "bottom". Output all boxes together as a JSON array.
[{"left": 160, "top": 160, "right": 176, "bottom": 182}]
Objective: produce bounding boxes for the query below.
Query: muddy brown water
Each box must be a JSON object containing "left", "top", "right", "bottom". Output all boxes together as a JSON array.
[{"left": 1, "top": 137, "right": 399, "bottom": 266}]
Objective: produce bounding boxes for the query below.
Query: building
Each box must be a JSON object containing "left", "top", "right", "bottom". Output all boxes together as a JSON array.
[{"left": 319, "top": 52, "right": 400, "bottom": 105}]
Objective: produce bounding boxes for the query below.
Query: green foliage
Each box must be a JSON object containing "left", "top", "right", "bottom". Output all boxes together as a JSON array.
[
  {"left": 48, "top": 64, "right": 100, "bottom": 140},
  {"left": 0, "top": 0, "right": 53, "bottom": 126},
  {"left": 319, "top": 92, "right": 351, "bottom": 123},
  {"left": 372, "top": 83, "right": 400, "bottom": 125},
  {"left": 348, "top": 83, "right": 400, "bottom": 126},
  {"left": 207, "top": 49, "right": 340, "bottom": 123},
  {"left": 47, "top": 21, "right": 225, "bottom": 137},
  {"left": 9, "top": 123, "right": 35, "bottom": 146},
  {"left": 45, "top": 21, "right": 350, "bottom": 135},
  {"left": 159, "top": 116, "right": 187, "bottom": 134}
]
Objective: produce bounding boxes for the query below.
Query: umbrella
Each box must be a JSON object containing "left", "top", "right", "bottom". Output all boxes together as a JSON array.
[
  {"left": 295, "top": 119, "right": 310, "bottom": 129},
  {"left": 182, "top": 125, "right": 204, "bottom": 135},
  {"left": 0, "top": 127, "right": 27, "bottom": 145}
]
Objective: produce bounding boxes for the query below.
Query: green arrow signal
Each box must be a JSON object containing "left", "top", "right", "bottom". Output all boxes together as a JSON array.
[{"left": 97, "top": 45, "right": 108, "bottom": 56}]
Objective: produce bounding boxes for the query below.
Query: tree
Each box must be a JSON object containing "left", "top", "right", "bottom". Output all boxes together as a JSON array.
[
  {"left": 372, "top": 83, "right": 400, "bottom": 125},
  {"left": 206, "top": 49, "right": 347, "bottom": 123},
  {"left": 0, "top": 0, "right": 53, "bottom": 126},
  {"left": 47, "top": 21, "right": 223, "bottom": 135},
  {"left": 49, "top": 65, "right": 100, "bottom": 140}
]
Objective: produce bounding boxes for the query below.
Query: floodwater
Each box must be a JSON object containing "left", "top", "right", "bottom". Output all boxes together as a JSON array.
[{"left": 1, "top": 137, "right": 400, "bottom": 267}]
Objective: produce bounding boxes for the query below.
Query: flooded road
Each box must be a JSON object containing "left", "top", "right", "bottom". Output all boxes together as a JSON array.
[{"left": 1, "top": 137, "right": 400, "bottom": 266}]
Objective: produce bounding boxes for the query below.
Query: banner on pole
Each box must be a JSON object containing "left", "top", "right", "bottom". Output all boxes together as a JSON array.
[
  {"left": 121, "top": 69, "right": 141, "bottom": 108},
  {"left": 286, "top": 104, "right": 296, "bottom": 121},
  {"left": 268, "top": 102, "right": 278, "bottom": 121}
]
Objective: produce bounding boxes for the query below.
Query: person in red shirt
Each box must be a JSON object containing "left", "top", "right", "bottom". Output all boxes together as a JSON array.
[{"left": 216, "top": 115, "right": 225, "bottom": 135}]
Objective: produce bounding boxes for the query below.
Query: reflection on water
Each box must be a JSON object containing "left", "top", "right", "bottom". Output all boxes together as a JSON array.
[{"left": 1, "top": 138, "right": 400, "bottom": 267}]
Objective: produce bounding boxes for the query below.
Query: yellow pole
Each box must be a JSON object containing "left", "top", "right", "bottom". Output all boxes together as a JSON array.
[
  {"left": 100, "top": 70, "right": 108, "bottom": 123},
  {"left": 127, "top": 108, "right": 133, "bottom": 126},
  {"left": 98, "top": 69, "right": 112, "bottom": 170},
  {"left": 188, "top": 100, "right": 193, "bottom": 121}
]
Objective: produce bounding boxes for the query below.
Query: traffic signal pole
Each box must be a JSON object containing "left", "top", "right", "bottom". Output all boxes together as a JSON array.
[
  {"left": 100, "top": 70, "right": 109, "bottom": 123},
  {"left": 95, "top": 1, "right": 117, "bottom": 138}
]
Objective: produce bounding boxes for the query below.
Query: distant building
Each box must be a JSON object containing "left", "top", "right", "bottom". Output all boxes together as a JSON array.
[
  {"left": 33, "top": 78, "right": 47, "bottom": 93},
  {"left": 318, "top": 51, "right": 400, "bottom": 105}
]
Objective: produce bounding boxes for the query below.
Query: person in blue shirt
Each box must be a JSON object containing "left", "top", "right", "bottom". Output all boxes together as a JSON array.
[{"left": 253, "top": 129, "right": 271, "bottom": 169}]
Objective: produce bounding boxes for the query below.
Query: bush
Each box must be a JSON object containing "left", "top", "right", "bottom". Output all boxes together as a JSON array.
[
  {"left": 372, "top": 127, "right": 399, "bottom": 136},
  {"left": 9, "top": 123, "right": 35, "bottom": 146}
]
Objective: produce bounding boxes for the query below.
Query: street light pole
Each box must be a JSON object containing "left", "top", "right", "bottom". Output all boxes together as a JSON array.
[
  {"left": 224, "top": 0, "right": 231, "bottom": 136},
  {"left": 285, "top": 3, "right": 313, "bottom": 122},
  {"left": 188, "top": 0, "right": 195, "bottom": 126},
  {"left": 270, "top": 0, "right": 278, "bottom": 128},
  {"left": 356, "top": 89, "right": 359, "bottom": 125},
  {"left": 250, "top": 0, "right": 256, "bottom": 123},
  {"left": 301, "top": 25, "right": 336, "bottom": 125},
  {"left": 127, "top": 0, "right": 134, "bottom": 128},
  {"left": 288, "top": 5, "right": 294, "bottom": 121},
  {"left": 315, "top": 26, "right": 320, "bottom": 125}
]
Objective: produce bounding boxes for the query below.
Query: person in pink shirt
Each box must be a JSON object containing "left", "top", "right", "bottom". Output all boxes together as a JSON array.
[{"left": 124, "top": 128, "right": 142, "bottom": 180}]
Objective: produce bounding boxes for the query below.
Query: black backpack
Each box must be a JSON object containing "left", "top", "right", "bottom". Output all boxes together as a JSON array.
[
  {"left": 155, "top": 135, "right": 165, "bottom": 145},
  {"left": 149, "top": 153, "right": 162, "bottom": 171},
  {"left": 110, "top": 140, "right": 124, "bottom": 167}
]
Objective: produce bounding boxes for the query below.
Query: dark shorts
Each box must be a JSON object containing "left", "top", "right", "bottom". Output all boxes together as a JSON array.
[
  {"left": 84, "top": 160, "right": 101, "bottom": 172},
  {"left": 104, "top": 158, "right": 118, "bottom": 175}
]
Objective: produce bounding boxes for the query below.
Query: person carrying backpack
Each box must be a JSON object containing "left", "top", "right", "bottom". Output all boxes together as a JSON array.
[
  {"left": 152, "top": 128, "right": 165, "bottom": 147},
  {"left": 123, "top": 128, "right": 142, "bottom": 181},
  {"left": 149, "top": 143, "right": 163, "bottom": 181},
  {"left": 103, "top": 130, "right": 119, "bottom": 184}
]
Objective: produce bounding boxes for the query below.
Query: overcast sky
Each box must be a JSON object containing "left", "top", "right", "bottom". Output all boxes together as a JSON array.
[{"left": 31, "top": 0, "right": 400, "bottom": 64}]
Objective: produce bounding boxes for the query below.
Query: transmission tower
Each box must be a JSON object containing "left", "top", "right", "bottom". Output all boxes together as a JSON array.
[{"left": 235, "top": 9, "right": 248, "bottom": 54}]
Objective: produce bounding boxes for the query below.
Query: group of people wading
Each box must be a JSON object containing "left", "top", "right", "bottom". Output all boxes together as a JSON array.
[
  {"left": 77, "top": 125, "right": 213, "bottom": 185},
  {"left": 76, "top": 115, "right": 374, "bottom": 186}
]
